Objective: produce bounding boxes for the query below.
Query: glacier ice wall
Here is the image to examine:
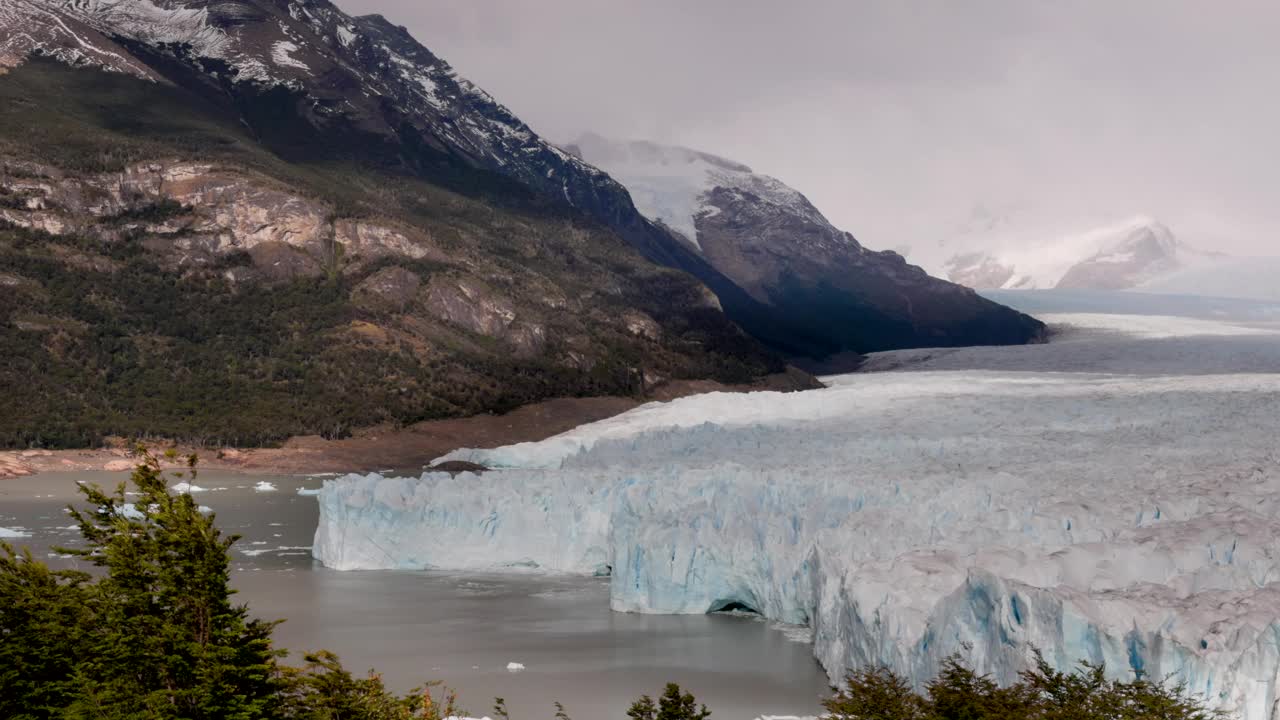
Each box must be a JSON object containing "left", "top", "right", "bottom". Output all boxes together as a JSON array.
[
  {"left": 314, "top": 472, "right": 614, "bottom": 574},
  {"left": 315, "top": 316, "right": 1280, "bottom": 720}
]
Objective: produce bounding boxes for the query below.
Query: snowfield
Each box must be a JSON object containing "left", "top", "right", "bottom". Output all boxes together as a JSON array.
[
  {"left": 568, "top": 133, "right": 828, "bottom": 251},
  {"left": 314, "top": 299, "right": 1280, "bottom": 720}
]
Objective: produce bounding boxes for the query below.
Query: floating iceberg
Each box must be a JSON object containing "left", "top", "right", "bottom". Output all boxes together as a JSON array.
[
  {"left": 117, "top": 503, "right": 148, "bottom": 520},
  {"left": 0, "top": 526, "right": 31, "bottom": 538},
  {"left": 253, "top": 481, "right": 278, "bottom": 493},
  {"left": 314, "top": 314, "right": 1280, "bottom": 719}
]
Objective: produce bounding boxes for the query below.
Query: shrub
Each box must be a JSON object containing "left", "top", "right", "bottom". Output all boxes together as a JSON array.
[
  {"left": 823, "top": 654, "right": 1226, "bottom": 720},
  {"left": 626, "top": 683, "right": 711, "bottom": 720}
]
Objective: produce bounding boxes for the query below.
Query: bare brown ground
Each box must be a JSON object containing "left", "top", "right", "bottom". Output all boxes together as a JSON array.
[{"left": 1, "top": 370, "right": 820, "bottom": 478}]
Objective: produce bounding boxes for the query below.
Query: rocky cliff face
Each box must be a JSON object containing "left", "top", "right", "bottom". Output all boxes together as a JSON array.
[
  {"left": 568, "top": 134, "right": 1046, "bottom": 355},
  {"left": 0, "top": 157, "right": 449, "bottom": 279}
]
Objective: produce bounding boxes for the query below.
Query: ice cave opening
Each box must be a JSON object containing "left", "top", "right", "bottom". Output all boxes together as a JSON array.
[{"left": 708, "top": 599, "right": 761, "bottom": 616}]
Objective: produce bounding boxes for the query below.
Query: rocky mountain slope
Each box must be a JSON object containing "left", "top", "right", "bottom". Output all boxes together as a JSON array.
[
  {"left": 0, "top": 0, "right": 1041, "bottom": 447},
  {"left": 0, "top": 58, "right": 782, "bottom": 447},
  {"left": 568, "top": 134, "right": 1045, "bottom": 357},
  {"left": 0, "top": 0, "right": 806, "bottom": 358}
]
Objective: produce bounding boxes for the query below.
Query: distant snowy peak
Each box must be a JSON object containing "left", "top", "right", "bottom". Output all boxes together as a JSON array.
[
  {"left": 567, "top": 133, "right": 832, "bottom": 251},
  {"left": 1056, "top": 218, "right": 1182, "bottom": 290},
  {"left": 943, "top": 216, "right": 1192, "bottom": 291}
]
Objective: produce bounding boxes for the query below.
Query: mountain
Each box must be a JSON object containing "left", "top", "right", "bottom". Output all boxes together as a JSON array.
[
  {"left": 0, "top": 0, "right": 933, "bottom": 362},
  {"left": 0, "top": 0, "right": 1041, "bottom": 447},
  {"left": 567, "top": 134, "right": 1045, "bottom": 358},
  {"left": 0, "top": 0, "right": 804, "bottom": 447},
  {"left": 933, "top": 214, "right": 1201, "bottom": 291}
]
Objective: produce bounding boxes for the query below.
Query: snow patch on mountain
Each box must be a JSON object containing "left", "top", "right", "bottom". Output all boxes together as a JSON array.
[
  {"left": 62, "top": 0, "right": 230, "bottom": 58},
  {"left": 0, "top": 0, "right": 158, "bottom": 79},
  {"left": 270, "top": 40, "right": 308, "bottom": 72},
  {"left": 569, "top": 133, "right": 828, "bottom": 250}
]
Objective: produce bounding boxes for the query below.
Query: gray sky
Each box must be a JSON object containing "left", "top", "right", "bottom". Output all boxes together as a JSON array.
[{"left": 342, "top": 0, "right": 1279, "bottom": 257}]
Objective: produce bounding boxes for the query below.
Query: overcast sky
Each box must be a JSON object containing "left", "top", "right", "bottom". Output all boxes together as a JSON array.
[{"left": 342, "top": 0, "right": 1278, "bottom": 257}]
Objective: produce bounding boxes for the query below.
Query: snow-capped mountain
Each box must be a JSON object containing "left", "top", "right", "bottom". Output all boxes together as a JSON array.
[
  {"left": 568, "top": 134, "right": 1045, "bottom": 357},
  {"left": 565, "top": 133, "right": 825, "bottom": 254},
  {"left": 0, "top": 0, "right": 624, "bottom": 206},
  {"left": 0, "top": 0, "right": 1045, "bottom": 362},
  {"left": 932, "top": 214, "right": 1202, "bottom": 291}
]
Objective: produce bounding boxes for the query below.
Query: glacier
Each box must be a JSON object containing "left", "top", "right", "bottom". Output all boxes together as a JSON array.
[{"left": 314, "top": 309, "right": 1280, "bottom": 720}]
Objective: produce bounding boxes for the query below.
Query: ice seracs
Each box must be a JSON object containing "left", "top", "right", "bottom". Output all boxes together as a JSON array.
[{"left": 313, "top": 310, "right": 1280, "bottom": 720}]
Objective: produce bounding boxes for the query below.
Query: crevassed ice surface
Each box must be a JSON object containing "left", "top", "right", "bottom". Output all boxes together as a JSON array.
[{"left": 315, "top": 301, "right": 1280, "bottom": 720}]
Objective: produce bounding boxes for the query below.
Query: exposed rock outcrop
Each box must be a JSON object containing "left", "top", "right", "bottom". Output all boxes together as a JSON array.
[
  {"left": 352, "top": 266, "right": 421, "bottom": 312},
  {"left": 0, "top": 159, "right": 444, "bottom": 279}
]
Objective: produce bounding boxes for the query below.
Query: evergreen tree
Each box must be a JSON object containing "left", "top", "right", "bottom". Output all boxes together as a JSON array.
[
  {"left": 279, "top": 650, "right": 461, "bottom": 720},
  {"left": 822, "top": 654, "right": 1226, "bottom": 720},
  {"left": 0, "top": 544, "right": 92, "bottom": 719},
  {"left": 626, "top": 683, "right": 711, "bottom": 720},
  {"left": 59, "top": 448, "right": 282, "bottom": 719},
  {"left": 822, "top": 666, "right": 930, "bottom": 720}
]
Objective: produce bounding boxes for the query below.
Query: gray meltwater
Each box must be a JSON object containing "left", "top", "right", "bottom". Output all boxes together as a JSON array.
[{"left": 0, "top": 470, "right": 829, "bottom": 719}]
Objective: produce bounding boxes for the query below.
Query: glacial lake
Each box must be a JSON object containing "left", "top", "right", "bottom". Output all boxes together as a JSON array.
[{"left": 0, "top": 470, "right": 830, "bottom": 720}]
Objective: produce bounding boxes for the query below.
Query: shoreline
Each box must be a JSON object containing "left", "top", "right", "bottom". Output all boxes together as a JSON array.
[{"left": 1, "top": 371, "right": 819, "bottom": 480}]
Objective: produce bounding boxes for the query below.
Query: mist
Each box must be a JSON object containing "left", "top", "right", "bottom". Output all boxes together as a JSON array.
[{"left": 340, "top": 0, "right": 1280, "bottom": 258}]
